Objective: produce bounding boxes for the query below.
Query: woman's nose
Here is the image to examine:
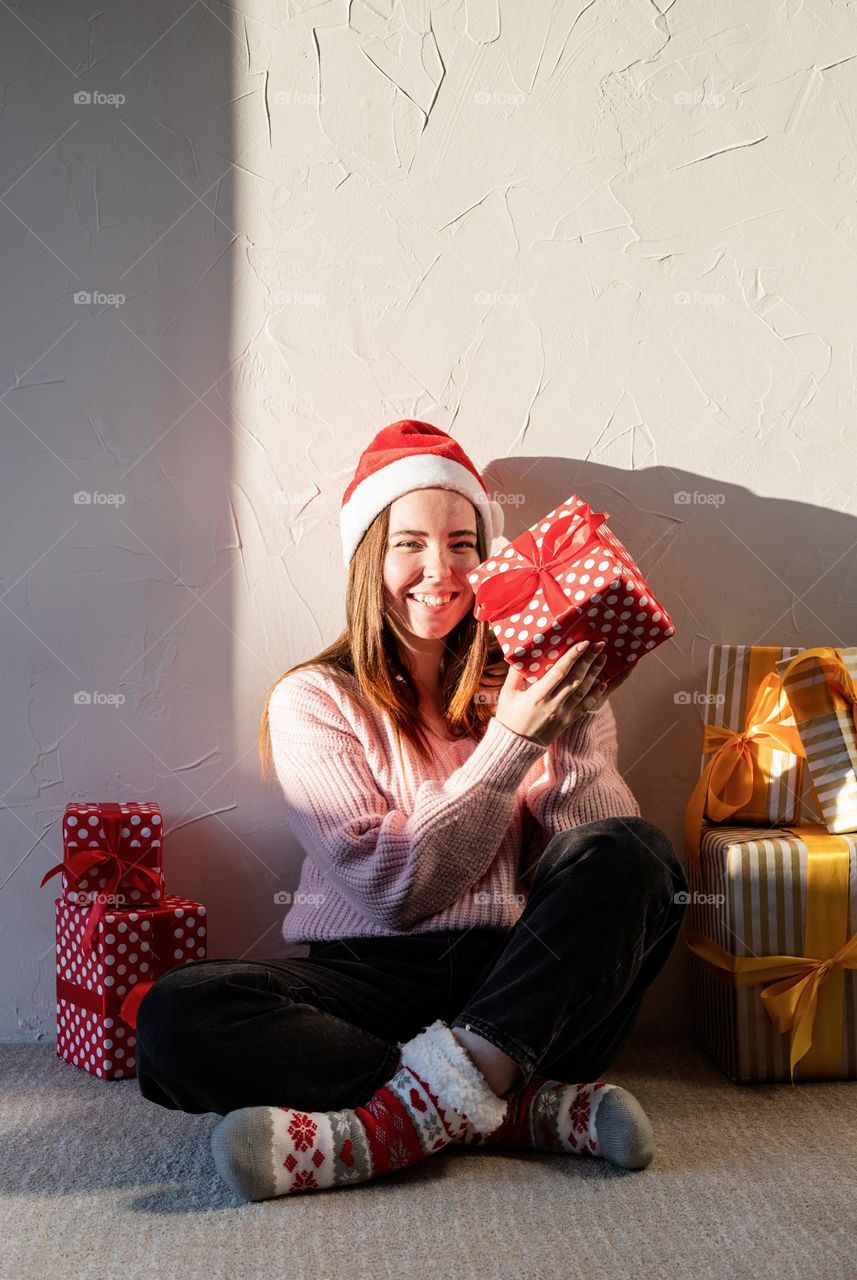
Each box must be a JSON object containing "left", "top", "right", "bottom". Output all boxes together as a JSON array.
[{"left": 422, "top": 552, "right": 456, "bottom": 579}]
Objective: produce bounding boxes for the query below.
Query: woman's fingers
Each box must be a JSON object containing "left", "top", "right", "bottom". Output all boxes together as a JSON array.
[
  {"left": 572, "top": 651, "right": 607, "bottom": 701},
  {"left": 493, "top": 641, "right": 620, "bottom": 704},
  {"left": 538, "top": 641, "right": 595, "bottom": 696},
  {"left": 581, "top": 684, "right": 608, "bottom": 714}
]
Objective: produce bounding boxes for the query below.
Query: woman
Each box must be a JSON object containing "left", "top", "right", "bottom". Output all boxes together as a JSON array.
[{"left": 135, "top": 419, "right": 689, "bottom": 1202}]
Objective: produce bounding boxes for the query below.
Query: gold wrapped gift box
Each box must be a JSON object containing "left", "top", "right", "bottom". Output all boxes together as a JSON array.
[
  {"left": 685, "top": 822, "right": 857, "bottom": 1083},
  {"left": 684, "top": 645, "right": 808, "bottom": 876}
]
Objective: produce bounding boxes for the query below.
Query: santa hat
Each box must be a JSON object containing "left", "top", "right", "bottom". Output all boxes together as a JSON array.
[{"left": 340, "top": 420, "right": 505, "bottom": 567}]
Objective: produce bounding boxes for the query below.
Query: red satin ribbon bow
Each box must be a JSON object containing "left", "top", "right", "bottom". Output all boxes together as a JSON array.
[
  {"left": 473, "top": 502, "right": 611, "bottom": 624},
  {"left": 40, "top": 805, "right": 162, "bottom": 954}
]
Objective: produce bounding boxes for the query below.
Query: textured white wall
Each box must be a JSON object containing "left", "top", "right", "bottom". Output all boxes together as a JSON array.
[{"left": 2, "top": 2, "right": 855, "bottom": 1043}]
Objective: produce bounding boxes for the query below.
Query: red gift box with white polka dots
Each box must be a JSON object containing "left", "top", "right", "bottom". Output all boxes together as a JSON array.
[
  {"left": 468, "top": 495, "right": 675, "bottom": 684},
  {"left": 54, "top": 893, "right": 207, "bottom": 1080},
  {"left": 51, "top": 801, "right": 165, "bottom": 907}
]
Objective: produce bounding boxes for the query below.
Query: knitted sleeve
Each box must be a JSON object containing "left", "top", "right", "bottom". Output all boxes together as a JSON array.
[
  {"left": 268, "top": 673, "right": 547, "bottom": 931},
  {"left": 522, "top": 698, "right": 641, "bottom": 845}
]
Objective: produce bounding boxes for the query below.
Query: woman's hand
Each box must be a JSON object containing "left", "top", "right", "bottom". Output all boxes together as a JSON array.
[
  {"left": 494, "top": 641, "right": 608, "bottom": 747},
  {"left": 603, "top": 663, "right": 635, "bottom": 696},
  {"left": 485, "top": 647, "right": 638, "bottom": 746},
  {"left": 482, "top": 652, "right": 636, "bottom": 701}
]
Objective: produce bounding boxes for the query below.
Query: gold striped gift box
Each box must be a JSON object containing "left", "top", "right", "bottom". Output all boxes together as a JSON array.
[
  {"left": 684, "top": 646, "right": 806, "bottom": 876},
  {"left": 685, "top": 823, "right": 857, "bottom": 1083},
  {"left": 775, "top": 647, "right": 857, "bottom": 835}
]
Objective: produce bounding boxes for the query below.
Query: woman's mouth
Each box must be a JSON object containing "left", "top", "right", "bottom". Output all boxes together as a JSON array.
[{"left": 407, "top": 592, "right": 459, "bottom": 610}]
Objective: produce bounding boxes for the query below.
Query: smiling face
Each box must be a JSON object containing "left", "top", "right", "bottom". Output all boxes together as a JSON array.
[{"left": 382, "top": 488, "right": 483, "bottom": 659}]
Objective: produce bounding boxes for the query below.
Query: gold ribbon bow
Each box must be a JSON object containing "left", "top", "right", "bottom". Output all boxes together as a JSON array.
[
  {"left": 776, "top": 645, "right": 857, "bottom": 725},
  {"left": 683, "top": 667, "right": 806, "bottom": 878},
  {"left": 686, "top": 825, "right": 857, "bottom": 1083}
]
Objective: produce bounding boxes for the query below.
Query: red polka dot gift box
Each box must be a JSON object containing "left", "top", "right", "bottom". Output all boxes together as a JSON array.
[
  {"left": 54, "top": 893, "right": 207, "bottom": 1080},
  {"left": 467, "top": 495, "right": 676, "bottom": 685},
  {"left": 40, "top": 802, "right": 165, "bottom": 954}
]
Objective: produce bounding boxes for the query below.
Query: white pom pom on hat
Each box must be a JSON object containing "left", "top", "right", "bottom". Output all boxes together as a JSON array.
[{"left": 339, "top": 419, "right": 505, "bottom": 567}]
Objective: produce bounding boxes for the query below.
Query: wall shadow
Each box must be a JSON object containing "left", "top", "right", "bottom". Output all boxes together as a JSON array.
[{"left": 480, "top": 454, "right": 856, "bottom": 1032}]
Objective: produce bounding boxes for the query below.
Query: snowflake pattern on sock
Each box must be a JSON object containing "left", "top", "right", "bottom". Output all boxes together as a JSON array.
[
  {"left": 210, "top": 1019, "right": 510, "bottom": 1201},
  {"left": 456, "top": 1076, "right": 612, "bottom": 1157},
  {"left": 255, "top": 1060, "right": 470, "bottom": 1196}
]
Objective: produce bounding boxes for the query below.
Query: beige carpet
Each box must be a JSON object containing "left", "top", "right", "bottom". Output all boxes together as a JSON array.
[{"left": 1, "top": 1034, "right": 854, "bottom": 1280}]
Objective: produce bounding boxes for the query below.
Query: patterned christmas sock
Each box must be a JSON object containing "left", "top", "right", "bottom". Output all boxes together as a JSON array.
[
  {"left": 455, "top": 1074, "right": 655, "bottom": 1170},
  {"left": 210, "top": 1019, "right": 508, "bottom": 1201}
]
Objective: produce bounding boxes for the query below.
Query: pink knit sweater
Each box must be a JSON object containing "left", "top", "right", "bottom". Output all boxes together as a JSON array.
[{"left": 268, "top": 666, "right": 641, "bottom": 942}]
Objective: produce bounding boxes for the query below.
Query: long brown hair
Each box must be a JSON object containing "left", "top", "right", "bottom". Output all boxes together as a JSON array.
[{"left": 258, "top": 499, "right": 505, "bottom": 782}]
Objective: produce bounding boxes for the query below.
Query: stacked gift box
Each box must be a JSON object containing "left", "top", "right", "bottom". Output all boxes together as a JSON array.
[
  {"left": 683, "top": 645, "right": 857, "bottom": 1084},
  {"left": 40, "top": 801, "right": 207, "bottom": 1080}
]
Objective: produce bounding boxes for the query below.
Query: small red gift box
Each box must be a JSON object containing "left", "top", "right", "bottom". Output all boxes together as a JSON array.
[
  {"left": 54, "top": 892, "right": 207, "bottom": 1080},
  {"left": 40, "top": 802, "right": 165, "bottom": 951},
  {"left": 468, "top": 496, "right": 675, "bottom": 684}
]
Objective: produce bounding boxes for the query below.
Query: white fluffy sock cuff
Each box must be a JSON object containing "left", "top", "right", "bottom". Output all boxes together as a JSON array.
[{"left": 398, "top": 1018, "right": 509, "bottom": 1136}]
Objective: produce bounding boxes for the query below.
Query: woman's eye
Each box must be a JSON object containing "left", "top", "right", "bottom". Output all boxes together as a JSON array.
[{"left": 395, "top": 542, "right": 476, "bottom": 550}]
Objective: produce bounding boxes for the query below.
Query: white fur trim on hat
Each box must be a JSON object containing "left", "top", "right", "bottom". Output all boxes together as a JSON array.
[
  {"left": 398, "top": 1018, "right": 509, "bottom": 1136},
  {"left": 487, "top": 498, "right": 505, "bottom": 543},
  {"left": 341, "top": 455, "right": 503, "bottom": 567}
]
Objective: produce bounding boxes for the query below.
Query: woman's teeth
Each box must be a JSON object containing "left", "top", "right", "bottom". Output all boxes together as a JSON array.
[{"left": 409, "top": 593, "right": 457, "bottom": 608}]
